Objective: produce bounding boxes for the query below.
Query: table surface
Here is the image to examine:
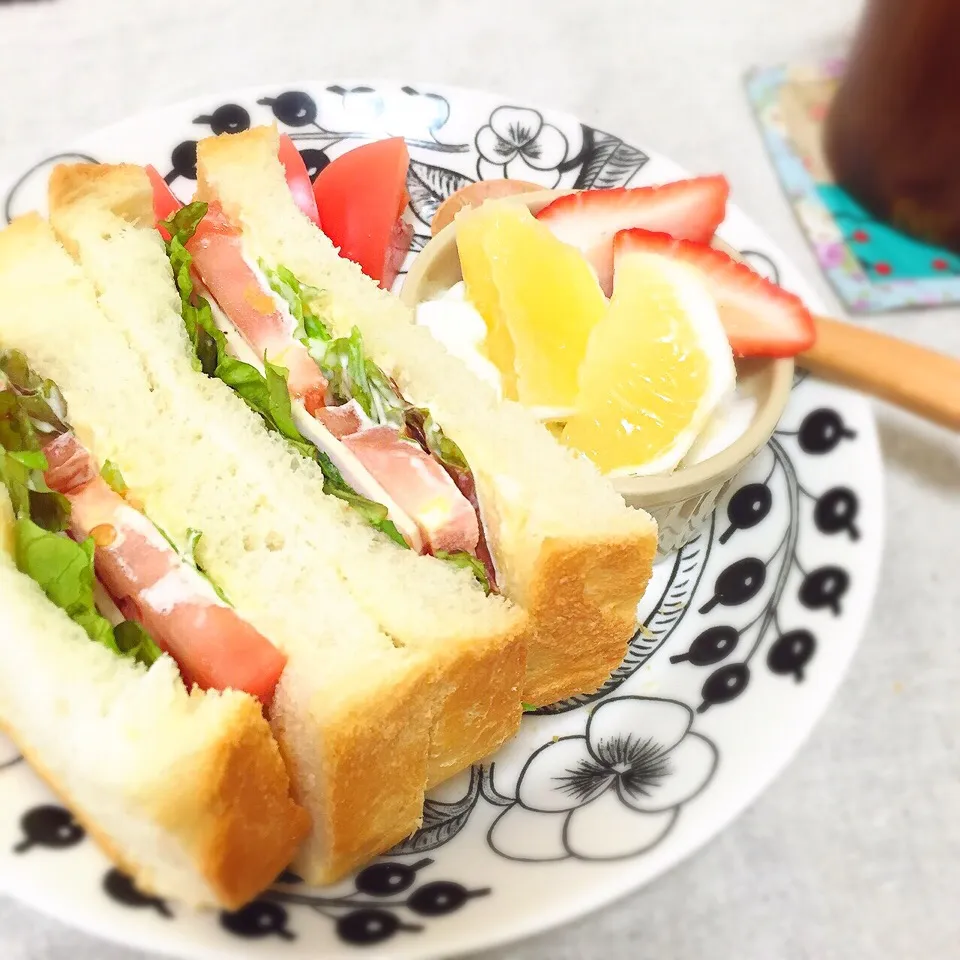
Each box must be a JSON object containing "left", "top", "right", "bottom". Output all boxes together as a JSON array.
[{"left": 1, "top": 0, "right": 958, "bottom": 957}]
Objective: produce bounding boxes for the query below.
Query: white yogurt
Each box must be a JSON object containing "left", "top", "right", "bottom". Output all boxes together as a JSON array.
[{"left": 414, "top": 283, "right": 504, "bottom": 399}]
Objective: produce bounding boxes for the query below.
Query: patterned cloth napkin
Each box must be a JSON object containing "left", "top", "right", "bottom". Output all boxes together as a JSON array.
[{"left": 746, "top": 60, "right": 960, "bottom": 313}]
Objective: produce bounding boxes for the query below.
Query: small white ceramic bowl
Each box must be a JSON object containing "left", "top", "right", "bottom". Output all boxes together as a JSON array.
[{"left": 400, "top": 190, "right": 795, "bottom": 555}]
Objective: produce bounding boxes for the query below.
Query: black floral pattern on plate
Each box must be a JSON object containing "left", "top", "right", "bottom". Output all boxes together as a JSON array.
[
  {"left": 12, "top": 805, "right": 85, "bottom": 853},
  {"left": 221, "top": 860, "right": 489, "bottom": 946}
]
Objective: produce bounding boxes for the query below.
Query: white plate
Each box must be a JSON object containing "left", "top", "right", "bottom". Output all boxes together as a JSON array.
[{"left": 0, "top": 81, "right": 883, "bottom": 959}]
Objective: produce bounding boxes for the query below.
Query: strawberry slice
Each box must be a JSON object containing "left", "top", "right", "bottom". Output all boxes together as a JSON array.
[
  {"left": 535, "top": 176, "right": 729, "bottom": 295},
  {"left": 614, "top": 229, "right": 816, "bottom": 358}
]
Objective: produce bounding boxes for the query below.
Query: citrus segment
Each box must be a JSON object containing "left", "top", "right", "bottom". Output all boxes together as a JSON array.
[
  {"left": 455, "top": 202, "right": 519, "bottom": 399},
  {"left": 486, "top": 205, "right": 607, "bottom": 410},
  {"left": 561, "top": 252, "right": 734, "bottom": 475}
]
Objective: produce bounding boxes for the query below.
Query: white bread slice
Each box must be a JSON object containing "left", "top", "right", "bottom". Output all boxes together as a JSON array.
[
  {"left": 195, "top": 126, "right": 659, "bottom": 705},
  {"left": 0, "top": 214, "right": 445, "bottom": 883},
  {"left": 47, "top": 164, "right": 527, "bottom": 793},
  {"left": 0, "top": 499, "right": 307, "bottom": 909}
]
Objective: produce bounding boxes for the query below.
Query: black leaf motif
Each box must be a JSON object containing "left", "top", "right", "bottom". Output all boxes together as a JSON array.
[
  {"left": 408, "top": 233, "right": 431, "bottom": 254},
  {"left": 406, "top": 159, "right": 475, "bottom": 227},
  {"left": 388, "top": 767, "right": 481, "bottom": 853},
  {"left": 574, "top": 130, "right": 649, "bottom": 190}
]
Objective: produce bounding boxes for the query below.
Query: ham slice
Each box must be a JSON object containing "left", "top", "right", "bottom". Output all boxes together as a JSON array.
[
  {"left": 342, "top": 426, "right": 479, "bottom": 555},
  {"left": 314, "top": 400, "right": 365, "bottom": 440}
]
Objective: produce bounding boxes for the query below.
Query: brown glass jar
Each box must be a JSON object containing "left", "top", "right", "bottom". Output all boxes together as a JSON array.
[{"left": 824, "top": 0, "right": 960, "bottom": 251}]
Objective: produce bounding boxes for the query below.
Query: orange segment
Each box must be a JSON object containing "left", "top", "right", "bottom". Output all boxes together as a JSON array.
[
  {"left": 456, "top": 203, "right": 519, "bottom": 399},
  {"left": 561, "top": 253, "right": 735, "bottom": 475},
  {"left": 485, "top": 205, "right": 607, "bottom": 411}
]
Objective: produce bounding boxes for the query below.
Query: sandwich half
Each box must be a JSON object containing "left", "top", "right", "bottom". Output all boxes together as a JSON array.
[
  {"left": 0, "top": 542, "right": 305, "bottom": 909},
  {"left": 0, "top": 220, "right": 308, "bottom": 907},
  {"left": 0, "top": 212, "right": 522, "bottom": 885},
  {"left": 192, "top": 125, "right": 658, "bottom": 705},
  {"left": 47, "top": 162, "right": 528, "bottom": 781}
]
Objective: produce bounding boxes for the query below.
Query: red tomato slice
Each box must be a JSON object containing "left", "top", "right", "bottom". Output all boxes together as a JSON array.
[
  {"left": 312, "top": 137, "right": 412, "bottom": 289},
  {"left": 278, "top": 134, "right": 321, "bottom": 227},
  {"left": 44, "top": 434, "right": 287, "bottom": 704},
  {"left": 145, "top": 165, "right": 182, "bottom": 240}
]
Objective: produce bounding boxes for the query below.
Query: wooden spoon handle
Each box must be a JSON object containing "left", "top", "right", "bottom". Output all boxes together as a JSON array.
[{"left": 800, "top": 316, "right": 960, "bottom": 430}]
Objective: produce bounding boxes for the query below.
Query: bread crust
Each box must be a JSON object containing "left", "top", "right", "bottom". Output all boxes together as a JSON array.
[
  {"left": 155, "top": 695, "right": 311, "bottom": 908},
  {"left": 48, "top": 162, "right": 155, "bottom": 236},
  {"left": 273, "top": 660, "right": 440, "bottom": 884},
  {"left": 523, "top": 525, "right": 658, "bottom": 705},
  {"left": 1, "top": 695, "right": 308, "bottom": 910},
  {"left": 424, "top": 620, "right": 526, "bottom": 787},
  {"left": 194, "top": 126, "right": 659, "bottom": 707}
]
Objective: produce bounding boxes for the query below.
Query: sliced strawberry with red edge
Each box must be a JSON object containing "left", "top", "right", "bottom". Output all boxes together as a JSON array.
[
  {"left": 614, "top": 229, "right": 816, "bottom": 358},
  {"left": 536, "top": 176, "right": 729, "bottom": 295}
]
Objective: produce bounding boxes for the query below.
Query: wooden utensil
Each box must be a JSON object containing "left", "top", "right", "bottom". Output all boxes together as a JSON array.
[
  {"left": 801, "top": 316, "right": 960, "bottom": 430},
  {"left": 430, "top": 179, "right": 960, "bottom": 431}
]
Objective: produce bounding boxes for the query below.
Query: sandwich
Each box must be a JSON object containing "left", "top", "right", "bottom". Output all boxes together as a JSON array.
[
  {"left": 13, "top": 179, "right": 526, "bottom": 886},
  {"left": 0, "top": 218, "right": 309, "bottom": 908},
  {"left": 191, "top": 125, "right": 658, "bottom": 704},
  {"left": 51, "top": 127, "right": 658, "bottom": 710}
]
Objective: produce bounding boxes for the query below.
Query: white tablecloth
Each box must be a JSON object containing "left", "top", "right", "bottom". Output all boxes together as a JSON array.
[{"left": 1, "top": 1, "right": 958, "bottom": 957}]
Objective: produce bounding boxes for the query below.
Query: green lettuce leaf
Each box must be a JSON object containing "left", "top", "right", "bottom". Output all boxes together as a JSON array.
[
  {"left": 305, "top": 325, "right": 408, "bottom": 431},
  {"left": 181, "top": 527, "right": 231, "bottom": 605},
  {"left": 259, "top": 262, "right": 331, "bottom": 343},
  {"left": 13, "top": 518, "right": 162, "bottom": 668},
  {"left": 161, "top": 202, "right": 224, "bottom": 376},
  {"left": 8, "top": 450, "right": 47, "bottom": 470},
  {"left": 312, "top": 327, "right": 371, "bottom": 413},
  {"left": 0, "top": 350, "right": 71, "bottom": 438},
  {"left": 216, "top": 355, "right": 317, "bottom": 460},
  {"left": 434, "top": 549, "right": 492, "bottom": 595},
  {"left": 402, "top": 406, "right": 470, "bottom": 473},
  {"left": 0, "top": 377, "right": 70, "bottom": 533},
  {"left": 313, "top": 449, "right": 407, "bottom": 547},
  {"left": 100, "top": 460, "right": 128, "bottom": 496},
  {"left": 1, "top": 353, "right": 163, "bottom": 667},
  {"left": 113, "top": 620, "right": 163, "bottom": 667}
]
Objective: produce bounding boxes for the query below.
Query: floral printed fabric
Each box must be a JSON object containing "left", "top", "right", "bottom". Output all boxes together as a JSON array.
[{"left": 746, "top": 61, "right": 960, "bottom": 313}]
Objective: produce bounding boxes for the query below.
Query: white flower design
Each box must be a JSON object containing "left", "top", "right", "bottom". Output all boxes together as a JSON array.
[
  {"left": 475, "top": 106, "right": 568, "bottom": 186},
  {"left": 487, "top": 697, "right": 717, "bottom": 861}
]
